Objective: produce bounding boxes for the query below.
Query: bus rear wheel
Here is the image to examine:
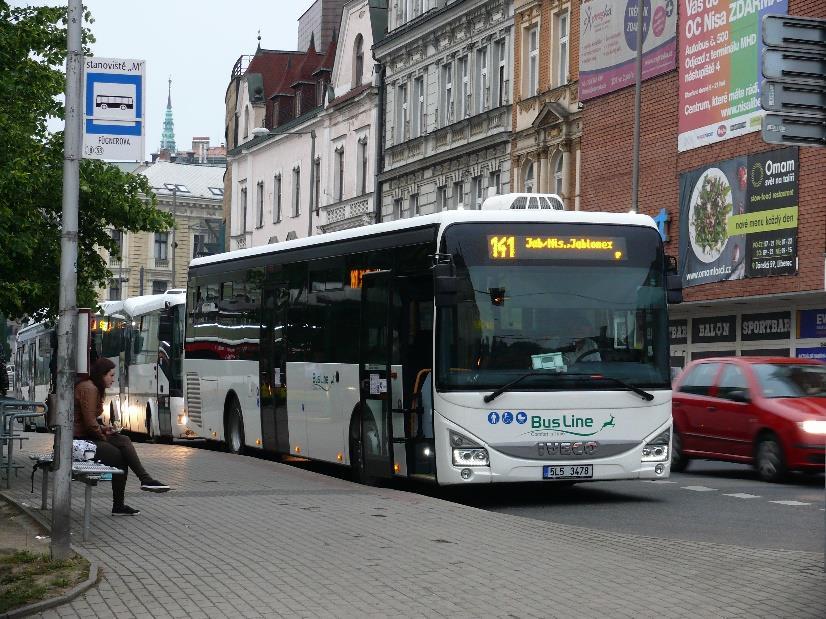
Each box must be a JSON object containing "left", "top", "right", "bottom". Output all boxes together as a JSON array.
[
  {"left": 349, "top": 409, "right": 377, "bottom": 485},
  {"left": 225, "top": 399, "right": 245, "bottom": 455}
]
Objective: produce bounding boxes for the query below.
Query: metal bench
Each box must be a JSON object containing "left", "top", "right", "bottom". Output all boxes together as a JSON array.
[{"left": 30, "top": 453, "right": 124, "bottom": 542}]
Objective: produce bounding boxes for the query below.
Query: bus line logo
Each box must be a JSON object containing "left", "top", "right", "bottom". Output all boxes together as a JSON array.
[
  {"left": 488, "top": 411, "right": 528, "bottom": 425},
  {"left": 523, "top": 414, "right": 616, "bottom": 437}
]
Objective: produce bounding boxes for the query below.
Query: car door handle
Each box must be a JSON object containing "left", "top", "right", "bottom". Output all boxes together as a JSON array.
[{"left": 706, "top": 406, "right": 717, "bottom": 411}]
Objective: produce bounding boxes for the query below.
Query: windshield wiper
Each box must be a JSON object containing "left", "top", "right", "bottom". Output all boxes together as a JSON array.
[{"left": 483, "top": 372, "right": 654, "bottom": 403}]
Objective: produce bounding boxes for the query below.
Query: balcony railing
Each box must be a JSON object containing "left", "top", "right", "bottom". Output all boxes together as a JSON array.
[{"left": 154, "top": 258, "right": 169, "bottom": 268}]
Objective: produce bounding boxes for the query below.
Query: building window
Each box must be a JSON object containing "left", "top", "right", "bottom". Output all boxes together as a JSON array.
[
  {"left": 524, "top": 162, "right": 535, "bottom": 193},
  {"left": 244, "top": 107, "right": 249, "bottom": 138},
  {"left": 314, "top": 158, "right": 321, "bottom": 212},
  {"left": 353, "top": 34, "right": 364, "bottom": 88},
  {"left": 393, "top": 197, "right": 404, "bottom": 219},
  {"left": 335, "top": 148, "right": 345, "bottom": 201},
  {"left": 193, "top": 233, "right": 205, "bottom": 259},
  {"left": 240, "top": 186, "right": 248, "bottom": 232},
  {"left": 495, "top": 39, "right": 507, "bottom": 107},
  {"left": 525, "top": 26, "right": 538, "bottom": 97},
  {"left": 471, "top": 176, "right": 483, "bottom": 209},
  {"left": 110, "top": 229, "right": 123, "bottom": 263},
  {"left": 154, "top": 232, "right": 169, "bottom": 263},
  {"left": 441, "top": 63, "right": 453, "bottom": 125},
  {"left": 554, "top": 155, "right": 564, "bottom": 195},
  {"left": 295, "top": 90, "right": 302, "bottom": 116},
  {"left": 453, "top": 181, "right": 464, "bottom": 210},
  {"left": 555, "top": 10, "right": 570, "bottom": 87},
  {"left": 409, "top": 193, "right": 419, "bottom": 217},
  {"left": 412, "top": 76, "right": 424, "bottom": 138},
  {"left": 458, "top": 55, "right": 469, "bottom": 118},
  {"left": 273, "top": 174, "right": 282, "bottom": 223},
  {"left": 475, "top": 47, "right": 488, "bottom": 113},
  {"left": 152, "top": 280, "right": 168, "bottom": 295},
  {"left": 489, "top": 170, "right": 501, "bottom": 196},
  {"left": 109, "top": 278, "right": 121, "bottom": 301},
  {"left": 437, "top": 185, "right": 447, "bottom": 212},
  {"left": 292, "top": 168, "right": 301, "bottom": 217},
  {"left": 256, "top": 181, "right": 264, "bottom": 228},
  {"left": 358, "top": 138, "right": 368, "bottom": 194},
  {"left": 396, "top": 83, "right": 408, "bottom": 143}
]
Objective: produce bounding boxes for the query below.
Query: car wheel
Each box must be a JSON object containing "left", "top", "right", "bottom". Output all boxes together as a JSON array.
[
  {"left": 755, "top": 434, "right": 786, "bottom": 483},
  {"left": 671, "top": 430, "right": 689, "bottom": 472},
  {"left": 225, "top": 399, "right": 245, "bottom": 455}
]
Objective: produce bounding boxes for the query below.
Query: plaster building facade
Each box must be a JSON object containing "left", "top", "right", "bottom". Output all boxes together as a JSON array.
[
  {"left": 101, "top": 162, "right": 225, "bottom": 302},
  {"left": 226, "top": 0, "right": 387, "bottom": 248},
  {"left": 374, "top": 0, "right": 514, "bottom": 220},
  {"left": 510, "top": 0, "right": 580, "bottom": 210}
]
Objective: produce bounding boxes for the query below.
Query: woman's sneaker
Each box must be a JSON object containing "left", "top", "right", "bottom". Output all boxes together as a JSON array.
[
  {"left": 112, "top": 505, "right": 140, "bottom": 516},
  {"left": 140, "top": 479, "right": 170, "bottom": 492}
]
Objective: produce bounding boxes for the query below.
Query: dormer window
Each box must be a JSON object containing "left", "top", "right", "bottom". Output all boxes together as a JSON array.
[
  {"left": 296, "top": 90, "right": 302, "bottom": 116},
  {"left": 353, "top": 34, "right": 364, "bottom": 88}
]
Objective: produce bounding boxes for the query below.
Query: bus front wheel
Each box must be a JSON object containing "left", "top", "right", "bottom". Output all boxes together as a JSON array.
[{"left": 225, "top": 399, "right": 245, "bottom": 455}]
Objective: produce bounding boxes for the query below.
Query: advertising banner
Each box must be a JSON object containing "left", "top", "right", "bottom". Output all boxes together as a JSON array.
[
  {"left": 740, "top": 311, "right": 790, "bottom": 341},
  {"left": 795, "top": 347, "right": 826, "bottom": 361},
  {"left": 679, "top": 147, "right": 798, "bottom": 287},
  {"left": 692, "top": 315, "right": 737, "bottom": 343},
  {"left": 677, "top": 0, "right": 787, "bottom": 151},
  {"left": 797, "top": 309, "right": 826, "bottom": 339},
  {"left": 579, "top": 0, "right": 677, "bottom": 101}
]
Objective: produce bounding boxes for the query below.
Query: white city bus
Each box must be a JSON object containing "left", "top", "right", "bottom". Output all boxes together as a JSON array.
[
  {"left": 118, "top": 291, "right": 191, "bottom": 441},
  {"left": 184, "top": 208, "right": 681, "bottom": 484},
  {"left": 15, "top": 310, "right": 95, "bottom": 431}
]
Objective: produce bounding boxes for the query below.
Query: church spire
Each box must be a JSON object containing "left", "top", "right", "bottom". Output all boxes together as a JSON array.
[{"left": 160, "top": 75, "right": 176, "bottom": 153}]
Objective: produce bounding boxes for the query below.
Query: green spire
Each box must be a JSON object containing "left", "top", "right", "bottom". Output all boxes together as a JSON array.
[{"left": 160, "top": 75, "right": 176, "bottom": 152}]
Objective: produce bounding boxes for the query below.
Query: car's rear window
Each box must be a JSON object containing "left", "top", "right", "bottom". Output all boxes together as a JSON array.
[{"left": 753, "top": 364, "right": 826, "bottom": 398}]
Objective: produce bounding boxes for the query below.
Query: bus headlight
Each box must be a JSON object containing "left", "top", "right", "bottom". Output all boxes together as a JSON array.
[
  {"left": 642, "top": 428, "right": 670, "bottom": 462},
  {"left": 449, "top": 430, "right": 489, "bottom": 467}
]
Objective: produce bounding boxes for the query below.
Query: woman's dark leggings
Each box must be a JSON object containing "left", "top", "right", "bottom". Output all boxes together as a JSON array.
[{"left": 92, "top": 434, "right": 151, "bottom": 507}]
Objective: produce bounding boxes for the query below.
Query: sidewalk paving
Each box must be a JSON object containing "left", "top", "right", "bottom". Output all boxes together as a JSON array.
[{"left": 2, "top": 432, "right": 824, "bottom": 619}]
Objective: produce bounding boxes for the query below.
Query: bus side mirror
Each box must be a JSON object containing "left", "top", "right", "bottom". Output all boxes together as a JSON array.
[{"left": 433, "top": 263, "right": 458, "bottom": 307}]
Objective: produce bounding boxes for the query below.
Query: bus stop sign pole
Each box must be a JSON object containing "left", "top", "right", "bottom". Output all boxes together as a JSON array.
[{"left": 52, "top": 0, "right": 83, "bottom": 560}]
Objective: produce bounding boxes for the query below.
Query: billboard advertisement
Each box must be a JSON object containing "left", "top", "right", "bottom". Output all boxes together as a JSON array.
[
  {"left": 679, "top": 147, "right": 798, "bottom": 287},
  {"left": 677, "top": 0, "right": 788, "bottom": 151},
  {"left": 579, "top": 0, "right": 677, "bottom": 101}
]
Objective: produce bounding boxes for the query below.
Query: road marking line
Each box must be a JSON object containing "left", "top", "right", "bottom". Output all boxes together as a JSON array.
[
  {"left": 722, "top": 493, "right": 761, "bottom": 499},
  {"left": 644, "top": 480, "right": 677, "bottom": 483},
  {"left": 769, "top": 500, "right": 811, "bottom": 506},
  {"left": 682, "top": 485, "right": 717, "bottom": 492}
]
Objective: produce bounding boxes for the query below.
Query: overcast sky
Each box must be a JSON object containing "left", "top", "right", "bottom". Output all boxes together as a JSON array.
[{"left": 19, "top": 0, "right": 310, "bottom": 159}]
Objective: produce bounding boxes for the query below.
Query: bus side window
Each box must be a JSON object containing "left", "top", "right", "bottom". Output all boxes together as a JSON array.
[
  {"left": 510, "top": 197, "right": 527, "bottom": 209},
  {"left": 527, "top": 197, "right": 538, "bottom": 209}
]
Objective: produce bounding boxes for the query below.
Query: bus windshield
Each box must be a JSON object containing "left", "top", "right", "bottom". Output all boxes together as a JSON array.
[{"left": 437, "top": 222, "right": 670, "bottom": 391}]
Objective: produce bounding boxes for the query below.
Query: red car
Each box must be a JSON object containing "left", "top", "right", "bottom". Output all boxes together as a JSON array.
[{"left": 671, "top": 357, "right": 826, "bottom": 482}]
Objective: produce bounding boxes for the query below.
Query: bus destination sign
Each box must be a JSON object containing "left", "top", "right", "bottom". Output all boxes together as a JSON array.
[{"left": 487, "top": 235, "right": 628, "bottom": 261}]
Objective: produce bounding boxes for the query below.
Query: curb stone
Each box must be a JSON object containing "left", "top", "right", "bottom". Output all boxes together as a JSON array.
[{"left": 0, "top": 492, "right": 100, "bottom": 619}]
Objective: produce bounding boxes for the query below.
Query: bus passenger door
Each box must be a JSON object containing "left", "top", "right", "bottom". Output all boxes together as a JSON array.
[
  {"left": 260, "top": 284, "right": 289, "bottom": 453},
  {"left": 358, "top": 271, "right": 395, "bottom": 479},
  {"left": 156, "top": 309, "right": 174, "bottom": 437}
]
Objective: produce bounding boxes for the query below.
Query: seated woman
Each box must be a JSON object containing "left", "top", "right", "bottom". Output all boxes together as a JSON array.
[{"left": 74, "top": 358, "right": 170, "bottom": 516}]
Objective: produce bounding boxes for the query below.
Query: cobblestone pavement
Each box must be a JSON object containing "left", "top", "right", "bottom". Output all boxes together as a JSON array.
[{"left": 3, "top": 433, "right": 824, "bottom": 618}]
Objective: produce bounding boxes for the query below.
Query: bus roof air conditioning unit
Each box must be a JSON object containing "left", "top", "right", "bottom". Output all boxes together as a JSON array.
[{"left": 480, "top": 193, "right": 565, "bottom": 211}]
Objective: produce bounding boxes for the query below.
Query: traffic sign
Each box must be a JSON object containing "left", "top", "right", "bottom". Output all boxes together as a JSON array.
[
  {"left": 761, "top": 114, "right": 825, "bottom": 147},
  {"left": 760, "top": 15, "right": 826, "bottom": 148},
  {"left": 82, "top": 57, "right": 146, "bottom": 161}
]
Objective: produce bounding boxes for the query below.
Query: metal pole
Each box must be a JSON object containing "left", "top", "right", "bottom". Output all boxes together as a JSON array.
[
  {"left": 52, "top": 0, "right": 83, "bottom": 560},
  {"left": 630, "top": 0, "right": 645, "bottom": 213},
  {"left": 307, "top": 130, "right": 316, "bottom": 237},
  {"left": 171, "top": 187, "right": 177, "bottom": 288}
]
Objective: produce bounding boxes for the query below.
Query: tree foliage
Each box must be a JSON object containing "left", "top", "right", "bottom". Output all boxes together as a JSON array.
[{"left": 0, "top": 2, "right": 172, "bottom": 320}]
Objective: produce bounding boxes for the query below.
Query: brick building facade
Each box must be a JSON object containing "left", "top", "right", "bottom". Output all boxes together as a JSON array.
[{"left": 579, "top": 0, "right": 826, "bottom": 366}]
